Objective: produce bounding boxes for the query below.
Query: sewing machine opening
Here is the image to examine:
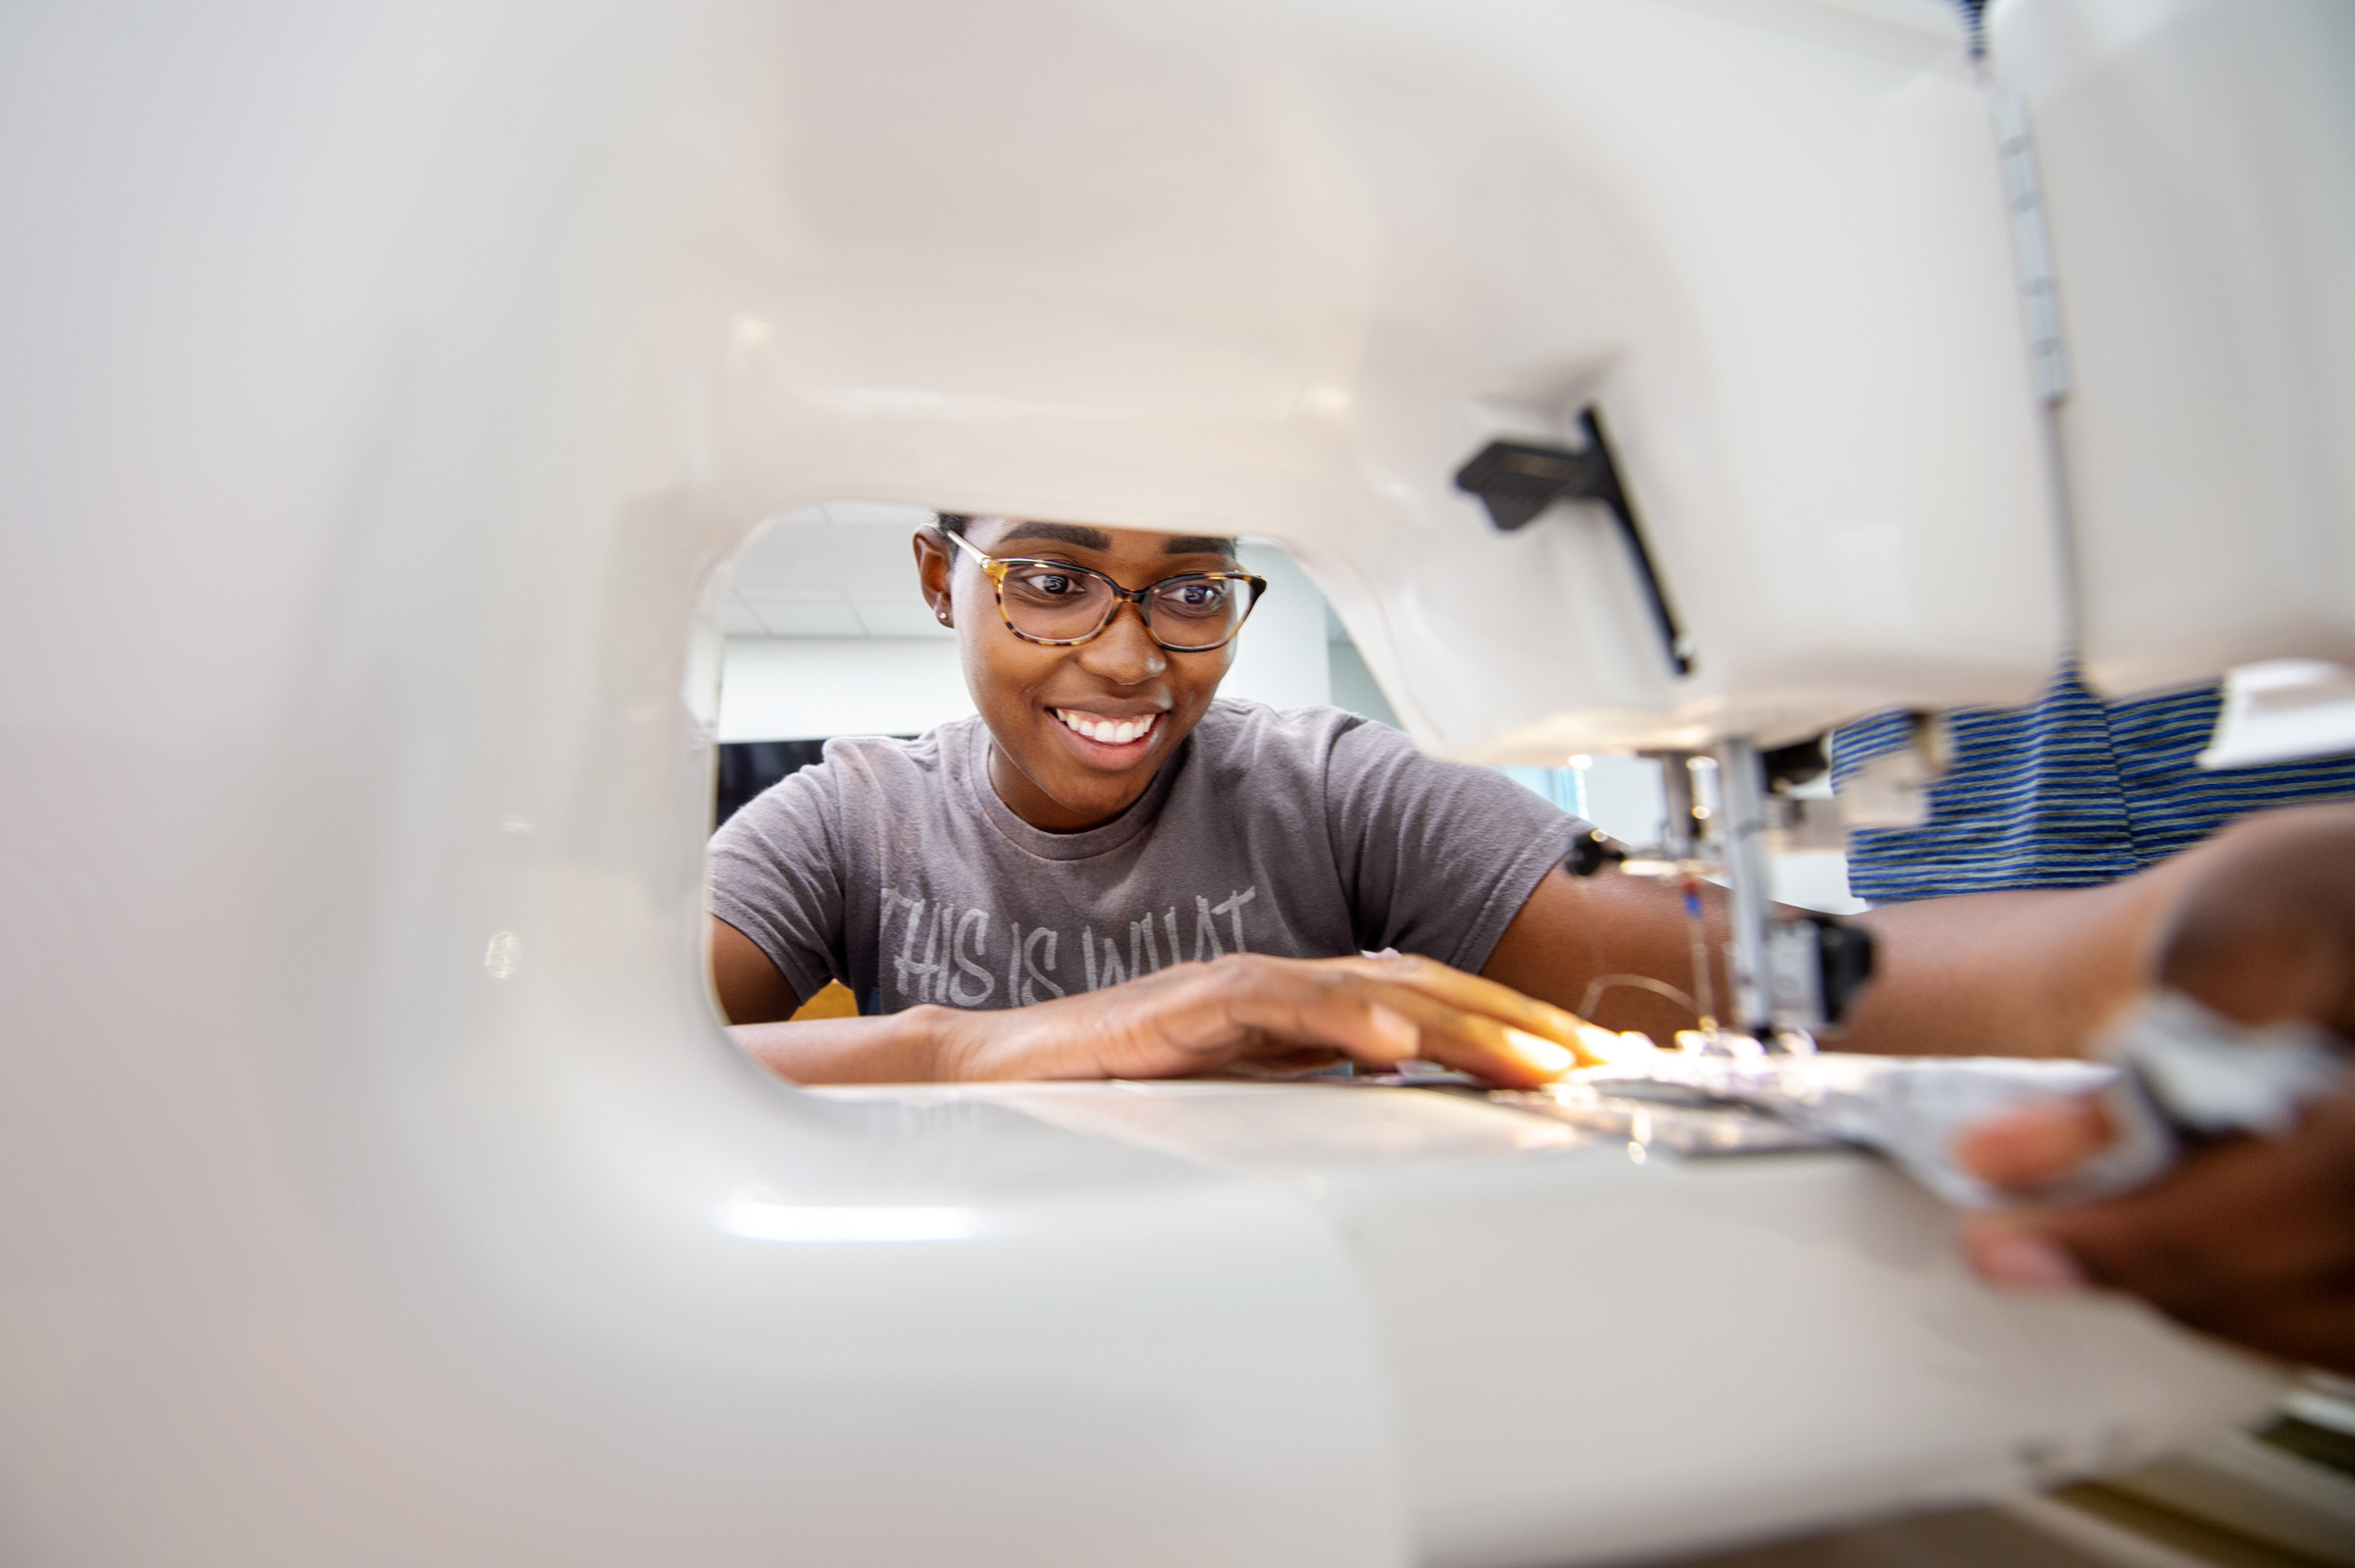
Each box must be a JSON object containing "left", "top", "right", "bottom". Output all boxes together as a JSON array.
[
  {"left": 692, "top": 497, "right": 1867, "bottom": 1035},
  {"left": 694, "top": 498, "right": 1413, "bottom": 1026}
]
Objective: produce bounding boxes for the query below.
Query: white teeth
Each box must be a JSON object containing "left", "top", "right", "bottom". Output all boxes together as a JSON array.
[{"left": 1056, "top": 708, "right": 1156, "bottom": 745}]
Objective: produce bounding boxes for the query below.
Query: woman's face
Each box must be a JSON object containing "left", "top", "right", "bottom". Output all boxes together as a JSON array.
[{"left": 916, "top": 516, "right": 1244, "bottom": 832}]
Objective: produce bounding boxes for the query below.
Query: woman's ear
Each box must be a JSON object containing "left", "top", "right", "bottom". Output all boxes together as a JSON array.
[{"left": 912, "top": 528, "right": 954, "bottom": 627}]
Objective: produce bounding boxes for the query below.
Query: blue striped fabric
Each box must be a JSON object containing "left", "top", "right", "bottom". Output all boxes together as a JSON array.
[{"left": 1831, "top": 661, "right": 2355, "bottom": 903}]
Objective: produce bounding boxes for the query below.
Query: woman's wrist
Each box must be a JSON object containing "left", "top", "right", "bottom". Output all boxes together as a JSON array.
[
  {"left": 915, "top": 1003, "right": 983, "bottom": 1080},
  {"left": 731, "top": 1004, "right": 962, "bottom": 1084},
  {"left": 727, "top": 992, "right": 1110, "bottom": 1084},
  {"left": 923, "top": 999, "right": 1064, "bottom": 1081}
]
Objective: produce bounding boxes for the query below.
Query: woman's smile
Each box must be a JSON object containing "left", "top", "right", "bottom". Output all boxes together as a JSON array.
[{"left": 1049, "top": 705, "right": 1166, "bottom": 760}]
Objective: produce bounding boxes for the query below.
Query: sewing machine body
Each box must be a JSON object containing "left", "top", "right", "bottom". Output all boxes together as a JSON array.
[{"left": 1, "top": 0, "right": 2342, "bottom": 1562}]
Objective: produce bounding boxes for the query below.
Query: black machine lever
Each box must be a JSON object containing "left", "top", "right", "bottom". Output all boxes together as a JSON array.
[{"left": 1452, "top": 407, "right": 1693, "bottom": 676}]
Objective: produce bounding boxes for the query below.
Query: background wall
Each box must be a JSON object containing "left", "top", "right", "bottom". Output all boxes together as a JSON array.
[
  {"left": 714, "top": 500, "right": 964, "bottom": 743},
  {"left": 1222, "top": 544, "right": 1334, "bottom": 711}
]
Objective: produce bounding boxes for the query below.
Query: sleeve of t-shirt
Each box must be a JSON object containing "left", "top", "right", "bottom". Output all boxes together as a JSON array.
[
  {"left": 1322, "top": 716, "right": 1586, "bottom": 972},
  {"left": 707, "top": 762, "right": 850, "bottom": 1006}
]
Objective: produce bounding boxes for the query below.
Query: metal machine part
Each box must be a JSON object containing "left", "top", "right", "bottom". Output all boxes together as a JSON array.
[
  {"left": 1768, "top": 913, "right": 1877, "bottom": 1035},
  {"left": 2199, "top": 659, "right": 2355, "bottom": 770},
  {"left": 1484, "top": 1079, "right": 1840, "bottom": 1161},
  {"left": 1565, "top": 743, "right": 1878, "bottom": 1044},
  {"left": 1717, "top": 735, "right": 1778, "bottom": 1038},
  {"left": 1507, "top": 990, "right": 2350, "bottom": 1211},
  {"left": 1562, "top": 826, "right": 1627, "bottom": 879},
  {"left": 1560, "top": 1050, "right": 2131, "bottom": 1208},
  {"left": 1833, "top": 712, "right": 1957, "bottom": 831},
  {"left": 1454, "top": 409, "right": 1693, "bottom": 676}
]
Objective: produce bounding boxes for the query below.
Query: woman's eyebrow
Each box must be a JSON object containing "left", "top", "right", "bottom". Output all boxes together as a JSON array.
[
  {"left": 1161, "top": 535, "right": 1238, "bottom": 556},
  {"left": 996, "top": 521, "right": 1112, "bottom": 551}
]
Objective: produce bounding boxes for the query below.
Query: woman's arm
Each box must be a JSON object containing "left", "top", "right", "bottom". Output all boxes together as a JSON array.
[
  {"left": 712, "top": 911, "right": 1594, "bottom": 1086},
  {"left": 1838, "top": 866, "right": 2197, "bottom": 1057},
  {"left": 1480, "top": 839, "right": 2219, "bottom": 1057},
  {"left": 718, "top": 803, "right": 2335, "bottom": 1084},
  {"left": 709, "top": 915, "right": 948, "bottom": 1080},
  {"left": 710, "top": 916, "right": 803, "bottom": 1022}
]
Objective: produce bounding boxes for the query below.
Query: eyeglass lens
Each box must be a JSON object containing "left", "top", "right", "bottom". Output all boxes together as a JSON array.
[{"left": 998, "top": 563, "right": 1255, "bottom": 650}]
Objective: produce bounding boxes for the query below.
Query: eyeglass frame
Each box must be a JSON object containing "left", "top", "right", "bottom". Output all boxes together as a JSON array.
[{"left": 940, "top": 527, "right": 1268, "bottom": 653}]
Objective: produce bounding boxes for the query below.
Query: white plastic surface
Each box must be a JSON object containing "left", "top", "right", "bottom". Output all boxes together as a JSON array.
[
  {"left": 0, "top": 2, "right": 2289, "bottom": 1565},
  {"left": 2197, "top": 660, "right": 2355, "bottom": 770},
  {"left": 1995, "top": 0, "right": 2355, "bottom": 700},
  {"left": 837, "top": 1083, "right": 2276, "bottom": 1568},
  {"left": 683, "top": 0, "right": 2066, "bottom": 758}
]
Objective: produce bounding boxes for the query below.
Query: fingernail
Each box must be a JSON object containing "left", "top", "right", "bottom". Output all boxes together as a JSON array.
[
  {"left": 1972, "top": 1233, "right": 2088, "bottom": 1291},
  {"left": 1368, "top": 1005, "right": 1420, "bottom": 1061},
  {"left": 1576, "top": 1024, "right": 1648, "bottom": 1065},
  {"left": 1504, "top": 1027, "right": 1575, "bottom": 1077}
]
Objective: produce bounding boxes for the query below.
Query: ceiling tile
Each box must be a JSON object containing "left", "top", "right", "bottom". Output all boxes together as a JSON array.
[
  {"left": 733, "top": 514, "right": 928, "bottom": 599},
  {"left": 745, "top": 592, "right": 864, "bottom": 638}
]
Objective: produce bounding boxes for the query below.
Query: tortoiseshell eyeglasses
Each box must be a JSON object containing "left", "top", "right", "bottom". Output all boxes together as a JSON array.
[{"left": 943, "top": 529, "right": 1267, "bottom": 653}]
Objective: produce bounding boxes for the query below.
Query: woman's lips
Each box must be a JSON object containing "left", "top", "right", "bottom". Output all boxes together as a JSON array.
[{"left": 1050, "top": 706, "right": 1163, "bottom": 756}]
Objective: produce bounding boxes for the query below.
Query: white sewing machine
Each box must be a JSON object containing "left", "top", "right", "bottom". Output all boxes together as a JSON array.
[{"left": 3, "top": 1, "right": 2349, "bottom": 1564}]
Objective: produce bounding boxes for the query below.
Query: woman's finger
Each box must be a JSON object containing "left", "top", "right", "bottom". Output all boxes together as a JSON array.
[
  {"left": 1328, "top": 952, "right": 1613, "bottom": 1063},
  {"left": 1953, "top": 1096, "right": 2116, "bottom": 1187},
  {"left": 1300, "top": 977, "right": 1579, "bottom": 1086},
  {"left": 1959, "top": 1222, "right": 2089, "bottom": 1291},
  {"left": 1967, "top": 1188, "right": 2355, "bottom": 1377},
  {"left": 1962, "top": 1090, "right": 2355, "bottom": 1323},
  {"left": 1347, "top": 981, "right": 1578, "bottom": 1086},
  {"left": 1197, "top": 960, "right": 1575, "bottom": 1086},
  {"left": 1041, "top": 954, "right": 1588, "bottom": 1086}
]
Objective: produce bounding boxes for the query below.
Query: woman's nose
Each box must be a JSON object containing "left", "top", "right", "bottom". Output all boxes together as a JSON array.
[{"left": 1076, "top": 600, "right": 1168, "bottom": 683}]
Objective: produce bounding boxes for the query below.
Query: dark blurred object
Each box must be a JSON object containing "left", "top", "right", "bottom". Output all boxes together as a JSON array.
[
  {"left": 1804, "top": 912, "right": 1875, "bottom": 1027},
  {"left": 1761, "top": 735, "right": 1828, "bottom": 792},
  {"left": 1563, "top": 827, "right": 1627, "bottom": 878},
  {"left": 714, "top": 740, "right": 828, "bottom": 827},
  {"left": 716, "top": 736, "right": 921, "bottom": 825}
]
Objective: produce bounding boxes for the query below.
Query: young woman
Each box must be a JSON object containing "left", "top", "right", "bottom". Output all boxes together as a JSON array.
[{"left": 708, "top": 512, "right": 1630, "bottom": 1085}]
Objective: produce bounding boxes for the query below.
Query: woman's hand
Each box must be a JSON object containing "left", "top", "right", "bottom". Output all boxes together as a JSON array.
[
  {"left": 1957, "top": 1089, "right": 2355, "bottom": 1373},
  {"left": 928, "top": 951, "right": 1598, "bottom": 1087},
  {"left": 1952, "top": 804, "right": 2355, "bottom": 1372}
]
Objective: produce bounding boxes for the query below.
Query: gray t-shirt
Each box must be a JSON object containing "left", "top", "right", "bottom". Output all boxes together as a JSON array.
[{"left": 710, "top": 700, "right": 1580, "bottom": 1016}]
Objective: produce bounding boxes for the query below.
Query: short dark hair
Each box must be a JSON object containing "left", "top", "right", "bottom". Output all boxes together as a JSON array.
[{"left": 937, "top": 512, "right": 1240, "bottom": 558}]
